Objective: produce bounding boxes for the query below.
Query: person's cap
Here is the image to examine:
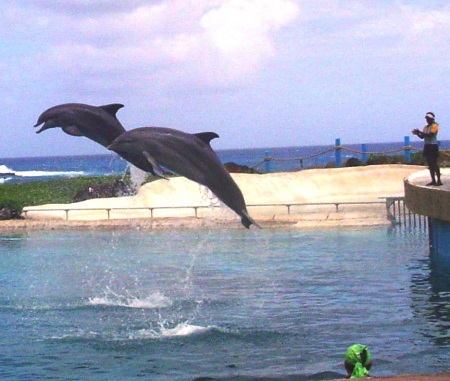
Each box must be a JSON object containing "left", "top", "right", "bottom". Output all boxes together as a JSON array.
[{"left": 425, "top": 112, "right": 435, "bottom": 119}]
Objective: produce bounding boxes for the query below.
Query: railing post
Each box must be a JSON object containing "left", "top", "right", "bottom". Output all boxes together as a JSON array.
[
  {"left": 404, "top": 136, "right": 411, "bottom": 163},
  {"left": 335, "top": 138, "right": 342, "bottom": 167},
  {"left": 264, "top": 150, "right": 272, "bottom": 172},
  {"left": 362, "top": 143, "right": 368, "bottom": 164}
]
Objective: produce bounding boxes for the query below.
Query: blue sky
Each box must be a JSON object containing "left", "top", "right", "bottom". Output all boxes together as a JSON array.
[{"left": 0, "top": 0, "right": 449, "bottom": 157}]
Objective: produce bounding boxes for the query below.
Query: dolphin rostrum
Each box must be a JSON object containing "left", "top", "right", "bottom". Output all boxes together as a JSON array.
[
  {"left": 107, "top": 127, "right": 261, "bottom": 229},
  {"left": 34, "top": 103, "right": 156, "bottom": 175}
]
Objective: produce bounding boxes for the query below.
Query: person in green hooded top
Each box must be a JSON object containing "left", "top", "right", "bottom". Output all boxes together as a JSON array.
[{"left": 344, "top": 344, "right": 372, "bottom": 378}]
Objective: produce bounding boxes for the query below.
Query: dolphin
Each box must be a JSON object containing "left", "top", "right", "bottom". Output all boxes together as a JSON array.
[
  {"left": 107, "top": 127, "right": 261, "bottom": 229},
  {"left": 34, "top": 103, "right": 156, "bottom": 175}
]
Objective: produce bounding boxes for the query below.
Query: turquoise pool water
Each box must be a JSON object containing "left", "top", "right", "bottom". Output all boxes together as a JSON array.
[{"left": 1, "top": 226, "right": 448, "bottom": 380}]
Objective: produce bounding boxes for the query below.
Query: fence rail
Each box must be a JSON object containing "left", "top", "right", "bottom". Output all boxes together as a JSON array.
[
  {"left": 383, "top": 196, "right": 428, "bottom": 229},
  {"left": 23, "top": 198, "right": 426, "bottom": 229},
  {"left": 253, "top": 137, "right": 450, "bottom": 172}
]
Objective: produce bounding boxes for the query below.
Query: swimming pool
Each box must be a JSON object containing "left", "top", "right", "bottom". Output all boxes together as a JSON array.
[{"left": 0, "top": 226, "right": 448, "bottom": 380}]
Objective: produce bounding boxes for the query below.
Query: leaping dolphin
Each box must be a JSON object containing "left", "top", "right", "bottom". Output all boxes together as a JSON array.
[
  {"left": 34, "top": 103, "right": 156, "bottom": 175},
  {"left": 107, "top": 127, "right": 261, "bottom": 229}
]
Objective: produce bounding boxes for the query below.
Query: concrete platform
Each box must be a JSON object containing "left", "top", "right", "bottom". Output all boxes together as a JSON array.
[{"left": 404, "top": 168, "right": 450, "bottom": 221}]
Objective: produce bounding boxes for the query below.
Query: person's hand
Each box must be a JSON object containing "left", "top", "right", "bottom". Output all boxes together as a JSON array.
[{"left": 412, "top": 129, "right": 420, "bottom": 135}]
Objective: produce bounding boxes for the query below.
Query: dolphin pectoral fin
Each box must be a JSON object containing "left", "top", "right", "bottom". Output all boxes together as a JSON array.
[
  {"left": 241, "top": 210, "right": 262, "bottom": 229},
  {"left": 62, "top": 125, "right": 84, "bottom": 137},
  {"left": 142, "top": 151, "right": 169, "bottom": 180},
  {"left": 194, "top": 132, "right": 219, "bottom": 146},
  {"left": 100, "top": 104, "right": 125, "bottom": 118}
]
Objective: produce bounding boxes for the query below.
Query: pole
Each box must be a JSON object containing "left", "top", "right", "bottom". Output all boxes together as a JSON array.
[
  {"left": 404, "top": 136, "right": 411, "bottom": 163},
  {"left": 362, "top": 143, "right": 368, "bottom": 164},
  {"left": 264, "top": 150, "right": 272, "bottom": 172},
  {"left": 335, "top": 138, "right": 342, "bottom": 167}
]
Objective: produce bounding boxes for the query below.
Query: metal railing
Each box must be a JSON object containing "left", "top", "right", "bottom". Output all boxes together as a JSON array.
[
  {"left": 22, "top": 205, "right": 218, "bottom": 221},
  {"left": 383, "top": 196, "right": 428, "bottom": 229},
  {"left": 252, "top": 137, "right": 450, "bottom": 172},
  {"left": 23, "top": 200, "right": 388, "bottom": 221},
  {"left": 22, "top": 197, "right": 428, "bottom": 229}
]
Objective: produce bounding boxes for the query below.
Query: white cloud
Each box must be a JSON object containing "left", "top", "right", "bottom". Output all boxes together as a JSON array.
[
  {"left": 198, "top": 0, "right": 299, "bottom": 81},
  {"left": 9, "top": 0, "right": 298, "bottom": 96}
]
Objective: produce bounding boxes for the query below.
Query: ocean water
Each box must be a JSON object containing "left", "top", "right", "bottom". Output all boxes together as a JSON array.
[
  {"left": 2, "top": 140, "right": 449, "bottom": 185},
  {"left": 0, "top": 227, "right": 449, "bottom": 380}
]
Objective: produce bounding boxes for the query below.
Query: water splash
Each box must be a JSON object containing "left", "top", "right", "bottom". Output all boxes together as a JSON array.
[
  {"left": 88, "top": 288, "right": 172, "bottom": 309},
  {"left": 136, "top": 321, "right": 215, "bottom": 339},
  {"left": 200, "top": 184, "right": 221, "bottom": 208},
  {"left": 128, "top": 165, "right": 147, "bottom": 192}
]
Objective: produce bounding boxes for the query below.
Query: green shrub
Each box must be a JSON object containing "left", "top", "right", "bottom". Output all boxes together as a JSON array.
[{"left": 0, "top": 176, "right": 123, "bottom": 219}]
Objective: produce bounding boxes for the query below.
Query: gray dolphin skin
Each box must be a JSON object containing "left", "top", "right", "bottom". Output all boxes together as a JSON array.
[
  {"left": 34, "top": 103, "right": 126, "bottom": 146},
  {"left": 108, "top": 127, "right": 261, "bottom": 229},
  {"left": 34, "top": 103, "right": 156, "bottom": 175}
]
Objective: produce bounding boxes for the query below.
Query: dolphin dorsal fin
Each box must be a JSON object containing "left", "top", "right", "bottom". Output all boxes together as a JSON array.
[
  {"left": 195, "top": 132, "right": 219, "bottom": 146},
  {"left": 100, "top": 104, "right": 125, "bottom": 117}
]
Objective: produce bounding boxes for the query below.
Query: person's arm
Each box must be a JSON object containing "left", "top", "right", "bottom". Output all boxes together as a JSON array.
[
  {"left": 412, "top": 128, "right": 424, "bottom": 139},
  {"left": 413, "top": 123, "right": 438, "bottom": 139}
]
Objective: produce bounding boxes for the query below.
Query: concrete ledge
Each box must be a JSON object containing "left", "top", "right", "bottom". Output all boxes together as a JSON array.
[
  {"left": 14, "top": 165, "right": 426, "bottom": 230},
  {"left": 404, "top": 169, "right": 450, "bottom": 222}
]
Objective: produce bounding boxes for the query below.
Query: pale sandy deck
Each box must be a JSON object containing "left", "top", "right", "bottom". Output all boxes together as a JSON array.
[{"left": 1, "top": 164, "right": 434, "bottom": 230}]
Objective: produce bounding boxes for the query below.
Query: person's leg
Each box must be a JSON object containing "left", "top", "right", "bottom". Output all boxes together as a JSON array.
[
  {"left": 426, "top": 158, "right": 437, "bottom": 185},
  {"left": 435, "top": 150, "right": 442, "bottom": 185},
  {"left": 429, "top": 147, "right": 442, "bottom": 185},
  {"left": 424, "top": 148, "right": 436, "bottom": 185},
  {"left": 436, "top": 165, "right": 442, "bottom": 185}
]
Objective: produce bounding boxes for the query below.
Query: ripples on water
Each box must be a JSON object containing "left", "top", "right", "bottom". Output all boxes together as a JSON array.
[{"left": 0, "top": 227, "right": 448, "bottom": 380}]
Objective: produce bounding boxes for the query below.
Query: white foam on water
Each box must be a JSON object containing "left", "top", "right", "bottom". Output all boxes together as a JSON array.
[
  {"left": 136, "top": 322, "right": 214, "bottom": 340},
  {"left": 160, "top": 322, "right": 211, "bottom": 337},
  {"left": 17, "top": 170, "right": 85, "bottom": 177},
  {"left": 0, "top": 163, "right": 85, "bottom": 178},
  {"left": 0, "top": 164, "right": 14, "bottom": 174},
  {"left": 88, "top": 289, "right": 172, "bottom": 309}
]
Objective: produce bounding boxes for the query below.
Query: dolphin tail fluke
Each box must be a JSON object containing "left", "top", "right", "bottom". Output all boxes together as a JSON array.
[{"left": 241, "top": 210, "right": 262, "bottom": 229}]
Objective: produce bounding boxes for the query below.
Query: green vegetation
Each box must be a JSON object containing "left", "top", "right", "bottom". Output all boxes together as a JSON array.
[{"left": 0, "top": 176, "right": 122, "bottom": 219}]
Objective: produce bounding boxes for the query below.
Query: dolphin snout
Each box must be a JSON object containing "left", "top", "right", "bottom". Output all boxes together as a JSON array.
[
  {"left": 107, "top": 141, "right": 123, "bottom": 151},
  {"left": 34, "top": 121, "right": 52, "bottom": 134},
  {"left": 107, "top": 139, "right": 132, "bottom": 151}
]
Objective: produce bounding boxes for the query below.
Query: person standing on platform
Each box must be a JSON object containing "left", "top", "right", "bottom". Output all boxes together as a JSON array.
[{"left": 412, "top": 112, "right": 443, "bottom": 186}]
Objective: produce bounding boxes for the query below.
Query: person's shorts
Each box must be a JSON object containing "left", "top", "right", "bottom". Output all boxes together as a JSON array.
[{"left": 423, "top": 144, "right": 439, "bottom": 160}]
